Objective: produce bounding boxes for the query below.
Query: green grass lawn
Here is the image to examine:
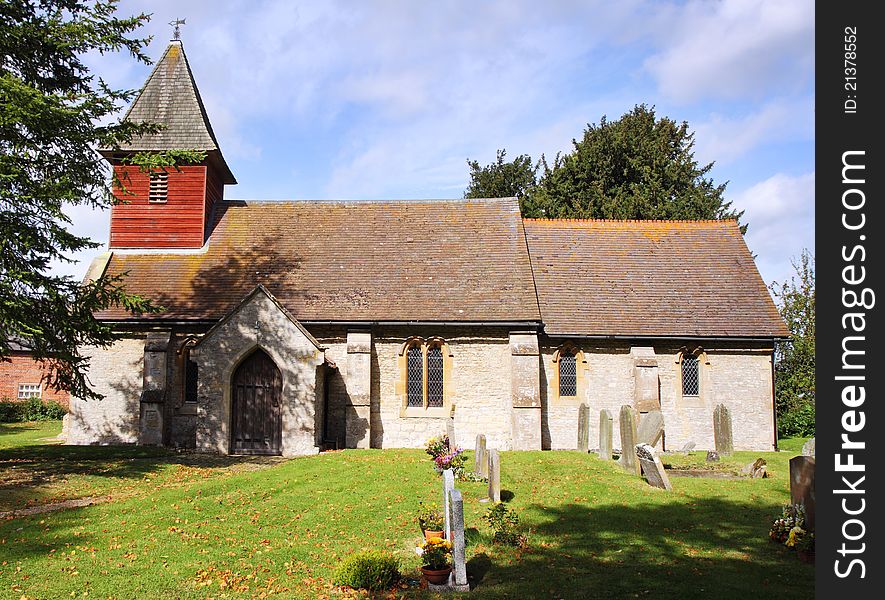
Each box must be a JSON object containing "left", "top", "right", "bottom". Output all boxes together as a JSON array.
[{"left": 1, "top": 426, "right": 814, "bottom": 599}]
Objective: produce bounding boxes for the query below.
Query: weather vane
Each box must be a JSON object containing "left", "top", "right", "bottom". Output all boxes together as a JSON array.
[{"left": 169, "top": 18, "right": 186, "bottom": 40}]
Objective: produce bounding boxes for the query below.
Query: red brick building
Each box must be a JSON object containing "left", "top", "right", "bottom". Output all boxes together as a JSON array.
[{"left": 0, "top": 346, "right": 70, "bottom": 407}]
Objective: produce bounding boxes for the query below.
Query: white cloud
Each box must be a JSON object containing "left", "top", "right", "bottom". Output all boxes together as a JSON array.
[
  {"left": 735, "top": 172, "right": 815, "bottom": 286},
  {"left": 643, "top": 0, "right": 814, "bottom": 103},
  {"left": 692, "top": 95, "right": 814, "bottom": 165}
]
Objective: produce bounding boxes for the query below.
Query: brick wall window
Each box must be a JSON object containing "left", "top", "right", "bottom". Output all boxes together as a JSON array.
[
  {"left": 17, "top": 383, "right": 42, "bottom": 399},
  {"left": 149, "top": 171, "right": 168, "bottom": 203},
  {"left": 400, "top": 338, "right": 452, "bottom": 414}
]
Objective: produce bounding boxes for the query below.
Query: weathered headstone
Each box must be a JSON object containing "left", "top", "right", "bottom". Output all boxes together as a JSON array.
[
  {"left": 475, "top": 434, "right": 488, "bottom": 477},
  {"left": 741, "top": 458, "right": 767, "bottom": 478},
  {"left": 488, "top": 449, "right": 501, "bottom": 502},
  {"left": 680, "top": 441, "right": 696, "bottom": 454},
  {"left": 713, "top": 403, "right": 734, "bottom": 456},
  {"left": 446, "top": 411, "right": 456, "bottom": 450},
  {"left": 636, "top": 443, "right": 672, "bottom": 491},
  {"left": 790, "top": 456, "right": 816, "bottom": 531},
  {"left": 619, "top": 405, "right": 640, "bottom": 475},
  {"left": 637, "top": 409, "right": 665, "bottom": 447},
  {"left": 598, "top": 409, "right": 613, "bottom": 460},
  {"left": 577, "top": 403, "right": 590, "bottom": 452},
  {"left": 801, "top": 437, "right": 815, "bottom": 457},
  {"left": 442, "top": 469, "right": 455, "bottom": 538},
  {"left": 705, "top": 450, "right": 720, "bottom": 462},
  {"left": 444, "top": 489, "right": 470, "bottom": 592}
]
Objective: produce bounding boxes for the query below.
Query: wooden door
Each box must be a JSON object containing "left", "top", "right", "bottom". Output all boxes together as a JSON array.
[{"left": 231, "top": 349, "right": 282, "bottom": 455}]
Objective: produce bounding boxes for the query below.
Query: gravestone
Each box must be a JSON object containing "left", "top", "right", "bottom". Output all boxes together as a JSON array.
[
  {"left": 680, "top": 441, "right": 696, "bottom": 454},
  {"left": 790, "top": 456, "right": 816, "bottom": 531},
  {"left": 713, "top": 404, "right": 734, "bottom": 456},
  {"left": 442, "top": 469, "right": 455, "bottom": 538},
  {"left": 741, "top": 458, "right": 767, "bottom": 478},
  {"left": 619, "top": 405, "right": 641, "bottom": 475},
  {"left": 430, "top": 489, "right": 470, "bottom": 592},
  {"left": 802, "top": 438, "right": 815, "bottom": 457},
  {"left": 475, "top": 434, "right": 488, "bottom": 477},
  {"left": 705, "top": 450, "right": 720, "bottom": 462},
  {"left": 446, "top": 410, "right": 456, "bottom": 450},
  {"left": 488, "top": 449, "right": 501, "bottom": 502},
  {"left": 636, "top": 443, "right": 672, "bottom": 491},
  {"left": 577, "top": 404, "right": 590, "bottom": 452},
  {"left": 637, "top": 409, "right": 664, "bottom": 447},
  {"left": 598, "top": 409, "right": 613, "bottom": 460}
]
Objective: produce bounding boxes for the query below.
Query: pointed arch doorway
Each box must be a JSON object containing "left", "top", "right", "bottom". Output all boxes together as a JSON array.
[{"left": 231, "top": 349, "right": 283, "bottom": 455}]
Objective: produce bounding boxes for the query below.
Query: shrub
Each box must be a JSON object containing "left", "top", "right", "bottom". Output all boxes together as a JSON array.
[
  {"left": 0, "top": 398, "right": 67, "bottom": 422},
  {"left": 777, "top": 402, "right": 815, "bottom": 438},
  {"left": 484, "top": 502, "right": 527, "bottom": 547},
  {"left": 332, "top": 550, "right": 400, "bottom": 591}
]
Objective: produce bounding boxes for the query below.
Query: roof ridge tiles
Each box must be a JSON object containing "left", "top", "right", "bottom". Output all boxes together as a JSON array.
[
  {"left": 523, "top": 217, "right": 738, "bottom": 224},
  {"left": 218, "top": 197, "right": 519, "bottom": 205}
]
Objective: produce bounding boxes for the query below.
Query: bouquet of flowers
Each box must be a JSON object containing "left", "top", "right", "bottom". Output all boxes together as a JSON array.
[{"left": 424, "top": 435, "right": 467, "bottom": 478}]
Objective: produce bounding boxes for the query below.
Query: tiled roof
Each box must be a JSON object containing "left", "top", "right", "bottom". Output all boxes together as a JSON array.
[
  {"left": 101, "top": 41, "right": 235, "bottom": 183},
  {"left": 523, "top": 219, "right": 789, "bottom": 338},
  {"left": 96, "top": 198, "right": 541, "bottom": 323}
]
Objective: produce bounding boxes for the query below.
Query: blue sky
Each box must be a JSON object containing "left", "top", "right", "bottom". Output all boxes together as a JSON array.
[{"left": 58, "top": 0, "right": 815, "bottom": 289}]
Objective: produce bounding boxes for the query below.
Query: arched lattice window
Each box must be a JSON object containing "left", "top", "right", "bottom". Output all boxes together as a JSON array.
[
  {"left": 403, "top": 339, "right": 449, "bottom": 411},
  {"left": 682, "top": 353, "right": 700, "bottom": 396},
  {"left": 559, "top": 349, "right": 577, "bottom": 397},
  {"left": 427, "top": 345, "right": 444, "bottom": 407},
  {"left": 406, "top": 344, "right": 424, "bottom": 407}
]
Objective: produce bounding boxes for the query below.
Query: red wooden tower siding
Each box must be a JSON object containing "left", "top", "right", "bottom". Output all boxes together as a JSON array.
[{"left": 100, "top": 40, "right": 236, "bottom": 249}]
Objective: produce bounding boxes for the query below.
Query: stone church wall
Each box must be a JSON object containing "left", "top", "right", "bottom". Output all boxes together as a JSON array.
[
  {"left": 541, "top": 339, "right": 776, "bottom": 453},
  {"left": 67, "top": 336, "right": 145, "bottom": 445}
]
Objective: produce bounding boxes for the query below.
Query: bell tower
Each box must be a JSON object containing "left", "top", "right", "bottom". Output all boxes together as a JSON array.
[{"left": 100, "top": 40, "right": 236, "bottom": 249}]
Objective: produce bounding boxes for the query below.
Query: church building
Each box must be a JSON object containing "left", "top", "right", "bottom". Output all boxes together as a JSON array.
[{"left": 68, "top": 40, "right": 789, "bottom": 455}]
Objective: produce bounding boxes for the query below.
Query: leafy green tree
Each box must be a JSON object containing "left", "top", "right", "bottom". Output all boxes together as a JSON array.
[
  {"left": 0, "top": 0, "right": 161, "bottom": 399},
  {"left": 463, "top": 149, "right": 543, "bottom": 215},
  {"left": 466, "top": 105, "right": 743, "bottom": 228},
  {"left": 536, "top": 105, "right": 741, "bottom": 226},
  {"left": 770, "top": 250, "right": 815, "bottom": 438}
]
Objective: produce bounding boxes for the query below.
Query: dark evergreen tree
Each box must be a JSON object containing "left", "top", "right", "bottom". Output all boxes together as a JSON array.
[{"left": 1, "top": 0, "right": 159, "bottom": 399}]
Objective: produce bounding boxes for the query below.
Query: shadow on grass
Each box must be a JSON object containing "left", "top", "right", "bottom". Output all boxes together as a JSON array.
[
  {"left": 0, "top": 441, "right": 286, "bottom": 510},
  {"left": 463, "top": 498, "right": 813, "bottom": 600}
]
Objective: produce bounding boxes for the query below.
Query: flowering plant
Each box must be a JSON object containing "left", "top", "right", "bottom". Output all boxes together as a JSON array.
[
  {"left": 415, "top": 537, "right": 453, "bottom": 569},
  {"left": 417, "top": 502, "right": 444, "bottom": 532},
  {"left": 424, "top": 435, "right": 467, "bottom": 478},
  {"left": 786, "top": 526, "right": 814, "bottom": 552},
  {"left": 770, "top": 503, "right": 812, "bottom": 553}
]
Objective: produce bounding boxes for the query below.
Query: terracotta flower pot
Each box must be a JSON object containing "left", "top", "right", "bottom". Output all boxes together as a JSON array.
[
  {"left": 421, "top": 565, "right": 452, "bottom": 585},
  {"left": 424, "top": 529, "right": 444, "bottom": 541}
]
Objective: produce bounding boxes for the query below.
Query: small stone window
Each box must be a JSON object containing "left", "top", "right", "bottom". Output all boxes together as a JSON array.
[
  {"left": 185, "top": 358, "right": 199, "bottom": 404},
  {"left": 149, "top": 171, "right": 168, "bottom": 203},
  {"left": 177, "top": 337, "right": 199, "bottom": 406},
  {"left": 682, "top": 354, "right": 700, "bottom": 396},
  {"left": 558, "top": 350, "right": 577, "bottom": 397},
  {"left": 406, "top": 344, "right": 424, "bottom": 407},
  {"left": 552, "top": 343, "right": 586, "bottom": 403},
  {"left": 17, "top": 383, "right": 42, "bottom": 399},
  {"left": 401, "top": 338, "right": 451, "bottom": 414}
]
